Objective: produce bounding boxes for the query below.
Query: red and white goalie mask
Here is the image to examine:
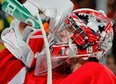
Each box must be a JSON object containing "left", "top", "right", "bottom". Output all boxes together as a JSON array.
[{"left": 35, "top": 8, "right": 114, "bottom": 76}]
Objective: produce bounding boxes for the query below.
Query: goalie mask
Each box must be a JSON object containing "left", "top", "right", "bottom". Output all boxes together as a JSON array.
[
  {"left": 35, "top": 8, "right": 114, "bottom": 76},
  {"left": 66, "top": 8, "right": 114, "bottom": 59},
  {"left": 52, "top": 8, "right": 114, "bottom": 61}
]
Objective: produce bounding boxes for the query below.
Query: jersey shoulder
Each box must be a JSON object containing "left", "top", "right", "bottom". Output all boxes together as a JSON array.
[{"left": 60, "top": 62, "right": 116, "bottom": 84}]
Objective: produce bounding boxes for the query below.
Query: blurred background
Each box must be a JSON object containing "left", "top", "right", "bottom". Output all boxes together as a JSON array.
[{"left": 0, "top": 0, "right": 116, "bottom": 74}]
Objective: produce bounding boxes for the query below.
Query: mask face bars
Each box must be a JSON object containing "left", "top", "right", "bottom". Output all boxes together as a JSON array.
[{"left": 34, "top": 18, "right": 86, "bottom": 76}]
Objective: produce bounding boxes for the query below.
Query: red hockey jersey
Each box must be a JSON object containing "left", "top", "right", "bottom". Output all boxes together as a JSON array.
[
  {"left": 24, "top": 62, "right": 116, "bottom": 84},
  {"left": 0, "top": 49, "right": 116, "bottom": 84}
]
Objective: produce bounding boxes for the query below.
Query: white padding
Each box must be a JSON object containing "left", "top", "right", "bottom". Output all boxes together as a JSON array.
[
  {"left": 28, "top": 0, "right": 74, "bottom": 19},
  {"left": 23, "top": 1, "right": 39, "bottom": 17}
]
